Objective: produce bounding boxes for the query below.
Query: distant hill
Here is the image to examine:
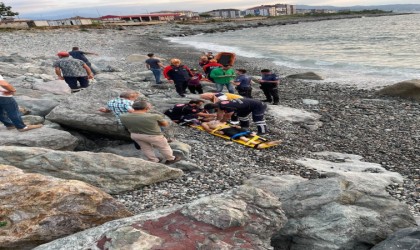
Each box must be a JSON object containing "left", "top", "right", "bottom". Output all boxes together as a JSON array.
[{"left": 296, "top": 4, "right": 420, "bottom": 12}]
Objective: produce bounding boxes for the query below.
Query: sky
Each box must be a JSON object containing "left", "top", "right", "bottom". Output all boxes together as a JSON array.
[{"left": 3, "top": 0, "right": 419, "bottom": 19}]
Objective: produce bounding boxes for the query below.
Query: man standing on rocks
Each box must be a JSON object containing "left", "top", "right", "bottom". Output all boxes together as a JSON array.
[
  {"left": 163, "top": 58, "right": 193, "bottom": 97},
  {"left": 232, "top": 69, "right": 253, "bottom": 98},
  {"left": 120, "top": 101, "right": 181, "bottom": 165},
  {"left": 259, "top": 69, "right": 280, "bottom": 105},
  {"left": 0, "top": 74, "right": 43, "bottom": 132},
  {"left": 98, "top": 90, "right": 139, "bottom": 125},
  {"left": 54, "top": 51, "right": 94, "bottom": 93},
  {"left": 69, "top": 47, "right": 98, "bottom": 74},
  {"left": 210, "top": 64, "right": 236, "bottom": 94},
  {"left": 145, "top": 53, "right": 164, "bottom": 84}
]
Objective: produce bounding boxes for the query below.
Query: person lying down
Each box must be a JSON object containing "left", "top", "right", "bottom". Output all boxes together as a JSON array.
[{"left": 200, "top": 120, "right": 280, "bottom": 149}]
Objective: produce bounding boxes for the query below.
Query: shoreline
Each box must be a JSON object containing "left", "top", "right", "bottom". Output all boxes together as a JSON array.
[{"left": 0, "top": 19, "right": 418, "bottom": 217}]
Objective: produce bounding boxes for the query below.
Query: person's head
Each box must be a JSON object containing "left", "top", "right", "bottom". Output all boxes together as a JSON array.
[
  {"left": 147, "top": 53, "right": 154, "bottom": 58},
  {"left": 57, "top": 51, "right": 70, "bottom": 58},
  {"left": 209, "top": 59, "right": 218, "bottom": 63},
  {"left": 132, "top": 101, "right": 151, "bottom": 111},
  {"left": 236, "top": 69, "right": 246, "bottom": 74},
  {"left": 261, "top": 69, "right": 272, "bottom": 75},
  {"left": 72, "top": 47, "right": 79, "bottom": 51},
  {"left": 189, "top": 99, "right": 205, "bottom": 107},
  {"left": 204, "top": 103, "right": 217, "bottom": 113},
  {"left": 170, "top": 58, "right": 181, "bottom": 66},
  {"left": 120, "top": 91, "right": 140, "bottom": 100},
  {"left": 200, "top": 55, "right": 208, "bottom": 62}
]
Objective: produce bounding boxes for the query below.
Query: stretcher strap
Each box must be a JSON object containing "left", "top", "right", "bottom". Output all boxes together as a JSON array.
[
  {"left": 231, "top": 131, "right": 252, "bottom": 140},
  {"left": 211, "top": 125, "right": 226, "bottom": 134},
  {"left": 244, "top": 135, "right": 260, "bottom": 146}
]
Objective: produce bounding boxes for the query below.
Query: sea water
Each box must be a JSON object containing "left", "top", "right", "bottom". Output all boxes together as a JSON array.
[{"left": 168, "top": 14, "right": 420, "bottom": 89}]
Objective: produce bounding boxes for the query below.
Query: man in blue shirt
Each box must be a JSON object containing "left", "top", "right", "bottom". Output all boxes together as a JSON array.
[
  {"left": 232, "top": 69, "right": 252, "bottom": 98},
  {"left": 145, "top": 53, "right": 164, "bottom": 84},
  {"left": 258, "top": 69, "right": 280, "bottom": 105}
]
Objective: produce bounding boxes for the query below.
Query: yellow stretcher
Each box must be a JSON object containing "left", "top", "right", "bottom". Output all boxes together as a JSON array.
[{"left": 191, "top": 125, "right": 280, "bottom": 149}]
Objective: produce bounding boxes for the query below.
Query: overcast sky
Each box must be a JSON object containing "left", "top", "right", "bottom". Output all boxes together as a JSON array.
[{"left": 4, "top": 0, "right": 417, "bottom": 19}]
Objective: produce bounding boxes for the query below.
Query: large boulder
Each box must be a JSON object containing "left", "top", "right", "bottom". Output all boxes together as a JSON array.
[
  {"left": 245, "top": 153, "right": 417, "bottom": 250},
  {"left": 34, "top": 185, "right": 287, "bottom": 250},
  {"left": 0, "top": 164, "right": 132, "bottom": 250},
  {"left": 14, "top": 96, "right": 60, "bottom": 116},
  {"left": 32, "top": 79, "right": 72, "bottom": 95},
  {"left": 377, "top": 79, "right": 420, "bottom": 101},
  {"left": 371, "top": 226, "right": 420, "bottom": 250},
  {"left": 0, "top": 146, "right": 183, "bottom": 194},
  {"left": 0, "top": 127, "right": 78, "bottom": 150},
  {"left": 45, "top": 77, "right": 143, "bottom": 138}
]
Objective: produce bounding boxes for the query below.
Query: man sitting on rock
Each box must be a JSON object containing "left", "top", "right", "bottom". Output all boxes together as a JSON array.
[
  {"left": 120, "top": 101, "right": 181, "bottom": 165},
  {"left": 0, "top": 74, "right": 43, "bottom": 132},
  {"left": 200, "top": 119, "right": 280, "bottom": 149}
]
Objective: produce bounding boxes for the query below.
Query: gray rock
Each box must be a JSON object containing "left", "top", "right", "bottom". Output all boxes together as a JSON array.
[
  {"left": 0, "top": 146, "right": 183, "bottom": 194},
  {"left": 377, "top": 79, "right": 420, "bottom": 101},
  {"left": 32, "top": 79, "right": 72, "bottom": 95},
  {"left": 268, "top": 105, "right": 323, "bottom": 130},
  {"left": 0, "top": 127, "right": 78, "bottom": 150},
  {"left": 15, "top": 95, "right": 60, "bottom": 117},
  {"left": 21, "top": 115, "right": 45, "bottom": 125},
  {"left": 371, "top": 226, "right": 420, "bottom": 250},
  {"left": 286, "top": 72, "right": 324, "bottom": 80}
]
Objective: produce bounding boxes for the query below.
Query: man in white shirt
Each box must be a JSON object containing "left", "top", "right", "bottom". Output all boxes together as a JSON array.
[{"left": 0, "top": 74, "right": 42, "bottom": 132}]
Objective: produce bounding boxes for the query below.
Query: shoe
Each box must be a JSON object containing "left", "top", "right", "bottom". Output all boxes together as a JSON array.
[
  {"left": 180, "top": 94, "right": 186, "bottom": 97},
  {"left": 165, "top": 156, "right": 181, "bottom": 165},
  {"left": 71, "top": 89, "right": 81, "bottom": 93},
  {"left": 18, "top": 124, "right": 43, "bottom": 132},
  {"left": 272, "top": 102, "right": 279, "bottom": 105},
  {"left": 6, "top": 126, "right": 15, "bottom": 130},
  {"left": 262, "top": 99, "right": 272, "bottom": 103}
]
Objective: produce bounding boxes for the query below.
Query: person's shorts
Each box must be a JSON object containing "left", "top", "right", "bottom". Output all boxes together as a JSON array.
[{"left": 220, "top": 127, "right": 249, "bottom": 137}]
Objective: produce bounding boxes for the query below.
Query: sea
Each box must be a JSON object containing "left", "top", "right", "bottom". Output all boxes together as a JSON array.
[{"left": 167, "top": 14, "right": 420, "bottom": 89}]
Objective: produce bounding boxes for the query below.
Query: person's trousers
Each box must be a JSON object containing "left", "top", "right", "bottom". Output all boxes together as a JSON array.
[
  {"left": 0, "top": 97, "right": 26, "bottom": 129},
  {"left": 150, "top": 68, "right": 162, "bottom": 84},
  {"left": 174, "top": 80, "right": 188, "bottom": 96},
  {"left": 131, "top": 133, "right": 175, "bottom": 163},
  {"left": 64, "top": 76, "right": 89, "bottom": 90},
  {"left": 238, "top": 103, "right": 267, "bottom": 134},
  {"left": 236, "top": 87, "right": 252, "bottom": 98},
  {"left": 216, "top": 83, "right": 235, "bottom": 93},
  {"left": 187, "top": 85, "right": 203, "bottom": 94},
  {"left": 261, "top": 85, "right": 279, "bottom": 103}
]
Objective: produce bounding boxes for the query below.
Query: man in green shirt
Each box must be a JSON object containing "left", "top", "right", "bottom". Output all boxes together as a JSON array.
[
  {"left": 210, "top": 64, "right": 236, "bottom": 94},
  {"left": 120, "top": 101, "right": 181, "bottom": 165}
]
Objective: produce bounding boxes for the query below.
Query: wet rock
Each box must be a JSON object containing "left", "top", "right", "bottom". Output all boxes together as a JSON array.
[{"left": 377, "top": 79, "right": 420, "bottom": 101}]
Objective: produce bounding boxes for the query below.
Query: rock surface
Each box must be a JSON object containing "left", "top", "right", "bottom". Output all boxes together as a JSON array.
[
  {"left": 33, "top": 185, "right": 287, "bottom": 250},
  {"left": 286, "top": 72, "right": 324, "bottom": 80},
  {"left": 0, "top": 127, "right": 78, "bottom": 150},
  {"left": 377, "top": 79, "right": 420, "bottom": 101},
  {"left": 371, "top": 226, "right": 420, "bottom": 250},
  {"left": 0, "top": 146, "right": 183, "bottom": 194},
  {"left": 0, "top": 164, "right": 132, "bottom": 250}
]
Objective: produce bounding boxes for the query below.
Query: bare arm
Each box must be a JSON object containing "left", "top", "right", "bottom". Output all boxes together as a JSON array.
[
  {"left": 55, "top": 67, "right": 64, "bottom": 80},
  {"left": 158, "top": 120, "right": 169, "bottom": 127},
  {"left": 201, "top": 122, "right": 212, "bottom": 132},
  {"left": 83, "top": 64, "right": 94, "bottom": 79},
  {"left": 0, "top": 80, "right": 16, "bottom": 95}
]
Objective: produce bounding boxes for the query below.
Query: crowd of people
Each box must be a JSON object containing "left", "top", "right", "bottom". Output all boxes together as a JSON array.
[{"left": 1, "top": 49, "right": 281, "bottom": 165}]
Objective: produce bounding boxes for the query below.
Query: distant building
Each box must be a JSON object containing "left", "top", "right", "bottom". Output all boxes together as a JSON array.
[
  {"left": 245, "top": 5, "right": 277, "bottom": 16},
  {"left": 152, "top": 10, "right": 199, "bottom": 19},
  {"left": 274, "top": 4, "right": 297, "bottom": 15},
  {"left": 101, "top": 13, "right": 180, "bottom": 22},
  {"left": 208, "top": 9, "right": 242, "bottom": 19}
]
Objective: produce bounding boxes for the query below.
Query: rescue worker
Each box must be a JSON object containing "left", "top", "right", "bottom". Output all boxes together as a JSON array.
[{"left": 164, "top": 99, "right": 215, "bottom": 125}]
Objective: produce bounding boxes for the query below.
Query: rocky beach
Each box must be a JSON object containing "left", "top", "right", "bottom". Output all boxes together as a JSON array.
[{"left": 0, "top": 16, "right": 419, "bottom": 249}]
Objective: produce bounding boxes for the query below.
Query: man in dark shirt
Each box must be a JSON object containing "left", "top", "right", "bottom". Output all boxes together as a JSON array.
[
  {"left": 207, "top": 98, "right": 268, "bottom": 135},
  {"left": 69, "top": 47, "right": 98, "bottom": 74},
  {"left": 163, "top": 58, "right": 193, "bottom": 97},
  {"left": 232, "top": 69, "right": 252, "bottom": 98},
  {"left": 164, "top": 99, "right": 215, "bottom": 125},
  {"left": 258, "top": 69, "right": 280, "bottom": 105},
  {"left": 145, "top": 53, "right": 164, "bottom": 84}
]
